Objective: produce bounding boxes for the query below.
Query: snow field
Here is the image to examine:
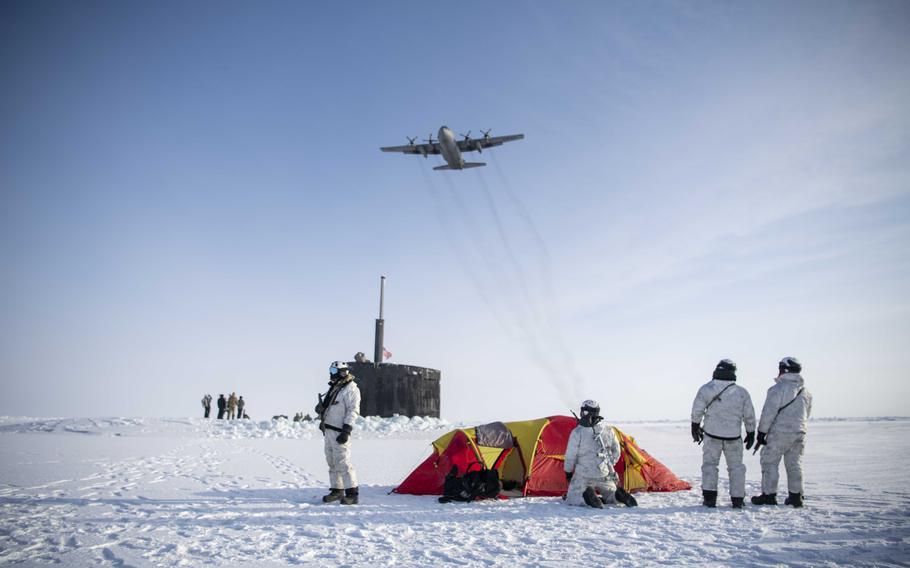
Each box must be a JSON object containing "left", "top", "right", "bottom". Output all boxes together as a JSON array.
[{"left": 0, "top": 417, "right": 908, "bottom": 566}]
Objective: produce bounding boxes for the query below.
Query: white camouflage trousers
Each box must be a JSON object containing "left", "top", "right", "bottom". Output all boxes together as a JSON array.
[
  {"left": 701, "top": 436, "right": 746, "bottom": 498},
  {"left": 565, "top": 475, "right": 617, "bottom": 506},
  {"left": 760, "top": 431, "right": 805, "bottom": 495},
  {"left": 324, "top": 433, "right": 357, "bottom": 489}
]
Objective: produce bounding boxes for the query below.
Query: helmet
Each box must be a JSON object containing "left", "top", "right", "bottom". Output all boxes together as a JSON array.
[
  {"left": 778, "top": 356, "right": 802, "bottom": 374},
  {"left": 713, "top": 358, "right": 737, "bottom": 381},
  {"left": 579, "top": 399, "right": 601, "bottom": 427},
  {"left": 330, "top": 361, "right": 350, "bottom": 380}
]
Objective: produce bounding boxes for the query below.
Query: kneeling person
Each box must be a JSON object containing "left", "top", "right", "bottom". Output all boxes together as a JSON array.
[{"left": 564, "top": 400, "right": 637, "bottom": 509}]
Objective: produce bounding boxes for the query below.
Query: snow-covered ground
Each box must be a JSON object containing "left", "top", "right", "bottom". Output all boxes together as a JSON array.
[{"left": 1, "top": 416, "right": 908, "bottom": 567}]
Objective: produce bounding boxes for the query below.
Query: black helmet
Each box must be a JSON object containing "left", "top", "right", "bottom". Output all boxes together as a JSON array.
[
  {"left": 579, "top": 399, "right": 602, "bottom": 427},
  {"left": 779, "top": 356, "right": 802, "bottom": 374},
  {"left": 713, "top": 358, "right": 737, "bottom": 381}
]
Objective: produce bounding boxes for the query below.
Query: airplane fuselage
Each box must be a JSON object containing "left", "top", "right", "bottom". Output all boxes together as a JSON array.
[
  {"left": 380, "top": 125, "right": 515, "bottom": 170},
  {"left": 437, "top": 126, "right": 464, "bottom": 169}
]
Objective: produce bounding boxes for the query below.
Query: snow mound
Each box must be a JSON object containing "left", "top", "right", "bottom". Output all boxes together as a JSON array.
[{"left": 0, "top": 415, "right": 456, "bottom": 439}]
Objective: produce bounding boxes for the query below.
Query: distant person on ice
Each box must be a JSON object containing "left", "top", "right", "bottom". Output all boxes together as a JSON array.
[
  {"left": 237, "top": 396, "right": 245, "bottom": 420},
  {"left": 228, "top": 392, "right": 238, "bottom": 420},
  {"left": 202, "top": 394, "right": 212, "bottom": 418},
  {"left": 752, "top": 357, "right": 813, "bottom": 508},
  {"left": 217, "top": 394, "right": 226, "bottom": 420},
  {"left": 564, "top": 400, "right": 637, "bottom": 509},
  {"left": 690, "top": 359, "right": 756, "bottom": 509},
  {"left": 315, "top": 361, "right": 361, "bottom": 505}
]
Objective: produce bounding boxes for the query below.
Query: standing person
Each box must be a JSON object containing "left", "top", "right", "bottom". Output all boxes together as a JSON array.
[
  {"left": 237, "top": 396, "right": 245, "bottom": 419},
  {"left": 202, "top": 394, "right": 212, "bottom": 418},
  {"left": 563, "top": 400, "right": 638, "bottom": 509},
  {"left": 752, "top": 357, "right": 813, "bottom": 508},
  {"left": 315, "top": 361, "right": 361, "bottom": 505},
  {"left": 227, "top": 392, "right": 238, "bottom": 420},
  {"left": 691, "top": 359, "right": 756, "bottom": 509},
  {"left": 217, "top": 394, "right": 227, "bottom": 420}
]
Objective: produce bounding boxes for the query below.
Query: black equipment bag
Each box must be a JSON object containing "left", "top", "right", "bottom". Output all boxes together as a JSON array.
[{"left": 439, "top": 463, "right": 501, "bottom": 503}]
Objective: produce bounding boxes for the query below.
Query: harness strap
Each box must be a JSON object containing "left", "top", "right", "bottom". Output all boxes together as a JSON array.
[
  {"left": 778, "top": 388, "right": 804, "bottom": 413},
  {"left": 318, "top": 377, "right": 353, "bottom": 431},
  {"left": 704, "top": 383, "right": 735, "bottom": 413},
  {"left": 766, "top": 387, "right": 805, "bottom": 433}
]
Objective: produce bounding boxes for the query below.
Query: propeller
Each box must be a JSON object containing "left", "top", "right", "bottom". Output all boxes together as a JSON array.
[
  {"left": 459, "top": 131, "right": 472, "bottom": 141},
  {"left": 406, "top": 136, "right": 417, "bottom": 146},
  {"left": 481, "top": 129, "right": 492, "bottom": 139},
  {"left": 423, "top": 133, "right": 436, "bottom": 145}
]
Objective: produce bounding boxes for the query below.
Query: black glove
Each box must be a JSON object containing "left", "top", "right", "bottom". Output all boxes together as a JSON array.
[
  {"left": 752, "top": 431, "right": 767, "bottom": 454},
  {"left": 691, "top": 423, "right": 703, "bottom": 444},
  {"left": 336, "top": 424, "right": 353, "bottom": 444},
  {"left": 744, "top": 431, "right": 755, "bottom": 450},
  {"left": 565, "top": 471, "right": 573, "bottom": 483}
]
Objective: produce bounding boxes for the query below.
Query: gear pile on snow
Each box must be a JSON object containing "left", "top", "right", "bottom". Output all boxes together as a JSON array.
[{"left": 393, "top": 416, "right": 691, "bottom": 497}]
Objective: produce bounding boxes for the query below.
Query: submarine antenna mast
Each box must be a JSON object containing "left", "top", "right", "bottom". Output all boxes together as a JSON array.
[{"left": 373, "top": 276, "right": 385, "bottom": 364}]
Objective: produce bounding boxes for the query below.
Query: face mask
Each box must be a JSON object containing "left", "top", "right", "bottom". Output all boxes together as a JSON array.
[{"left": 580, "top": 408, "right": 601, "bottom": 427}]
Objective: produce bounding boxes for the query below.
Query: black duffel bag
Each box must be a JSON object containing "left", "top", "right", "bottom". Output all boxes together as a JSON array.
[{"left": 439, "top": 463, "right": 501, "bottom": 503}]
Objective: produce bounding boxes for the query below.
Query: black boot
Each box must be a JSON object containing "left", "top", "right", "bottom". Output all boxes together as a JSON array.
[
  {"left": 751, "top": 493, "right": 777, "bottom": 505},
  {"left": 731, "top": 497, "right": 744, "bottom": 509},
  {"left": 615, "top": 487, "right": 638, "bottom": 507},
  {"left": 784, "top": 492, "right": 803, "bottom": 508},
  {"left": 582, "top": 487, "right": 603, "bottom": 509},
  {"left": 322, "top": 488, "right": 343, "bottom": 503},
  {"left": 341, "top": 487, "right": 359, "bottom": 505},
  {"left": 702, "top": 490, "right": 717, "bottom": 508}
]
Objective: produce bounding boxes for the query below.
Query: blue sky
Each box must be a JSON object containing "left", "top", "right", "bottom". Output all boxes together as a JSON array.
[{"left": 1, "top": 1, "right": 908, "bottom": 421}]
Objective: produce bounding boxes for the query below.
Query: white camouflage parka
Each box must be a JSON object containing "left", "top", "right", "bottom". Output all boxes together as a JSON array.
[
  {"left": 321, "top": 378, "right": 361, "bottom": 431},
  {"left": 758, "top": 373, "right": 812, "bottom": 435},
  {"left": 564, "top": 421, "right": 621, "bottom": 480},
  {"left": 691, "top": 380, "right": 756, "bottom": 438}
]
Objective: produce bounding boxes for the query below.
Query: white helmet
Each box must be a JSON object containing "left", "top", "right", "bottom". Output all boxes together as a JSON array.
[{"left": 330, "top": 361, "right": 350, "bottom": 376}]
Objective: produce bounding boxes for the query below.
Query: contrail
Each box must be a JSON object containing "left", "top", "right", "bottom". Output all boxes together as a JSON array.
[
  {"left": 420, "top": 159, "right": 586, "bottom": 403},
  {"left": 473, "top": 168, "right": 546, "bottom": 327},
  {"left": 417, "top": 163, "right": 514, "bottom": 334},
  {"left": 490, "top": 151, "right": 553, "bottom": 269},
  {"left": 488, "top": 151, "right": 586, "bottom": 396},
  {"left": 473, "top": 167, "right": 578, "bottom": 399}
]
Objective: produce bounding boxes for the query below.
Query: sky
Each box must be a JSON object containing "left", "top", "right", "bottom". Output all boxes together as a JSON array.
[{"left": 1, "top": 1, "right": 909, "bottom": 422}]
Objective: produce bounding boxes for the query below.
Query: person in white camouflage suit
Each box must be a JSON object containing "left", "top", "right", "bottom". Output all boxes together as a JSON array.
[
  {"left": 691, "top": 359, "right": 756, "bottom": 509},
  {"left": 315, "top": 361, "right": 361, "bottom": 505},
  {"left": 752, "top": 356, "right": 813, "bottom": 508},
  {"left": 563, "top": 400, "right": 637, "bottom": 509}
]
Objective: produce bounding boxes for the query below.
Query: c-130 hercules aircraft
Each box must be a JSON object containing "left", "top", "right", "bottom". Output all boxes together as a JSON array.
[{"left": 380, "top": 126, "right": 524, "bottom": 170}]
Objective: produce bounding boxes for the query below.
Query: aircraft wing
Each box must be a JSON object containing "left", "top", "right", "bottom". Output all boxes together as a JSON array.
[
  {"left": 457, "top": 133, "right": 524, "bottom": 153},
  {"left": 380, "top": 143, "right": 441, "bottom": 155}
]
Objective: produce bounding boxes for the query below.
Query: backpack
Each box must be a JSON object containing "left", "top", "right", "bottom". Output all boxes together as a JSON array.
[{"left": 438, "top": 463, "right": 501, "bottom": 503}]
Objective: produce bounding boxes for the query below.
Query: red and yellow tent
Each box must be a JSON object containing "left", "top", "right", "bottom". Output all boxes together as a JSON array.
[{"left": 394, "top": 416, "right": 691, "bottom": 497}]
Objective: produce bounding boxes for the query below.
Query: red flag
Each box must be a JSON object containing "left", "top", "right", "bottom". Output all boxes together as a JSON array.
[{"left": 383, "top": 348, "right": 392, "bottom": 360}]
